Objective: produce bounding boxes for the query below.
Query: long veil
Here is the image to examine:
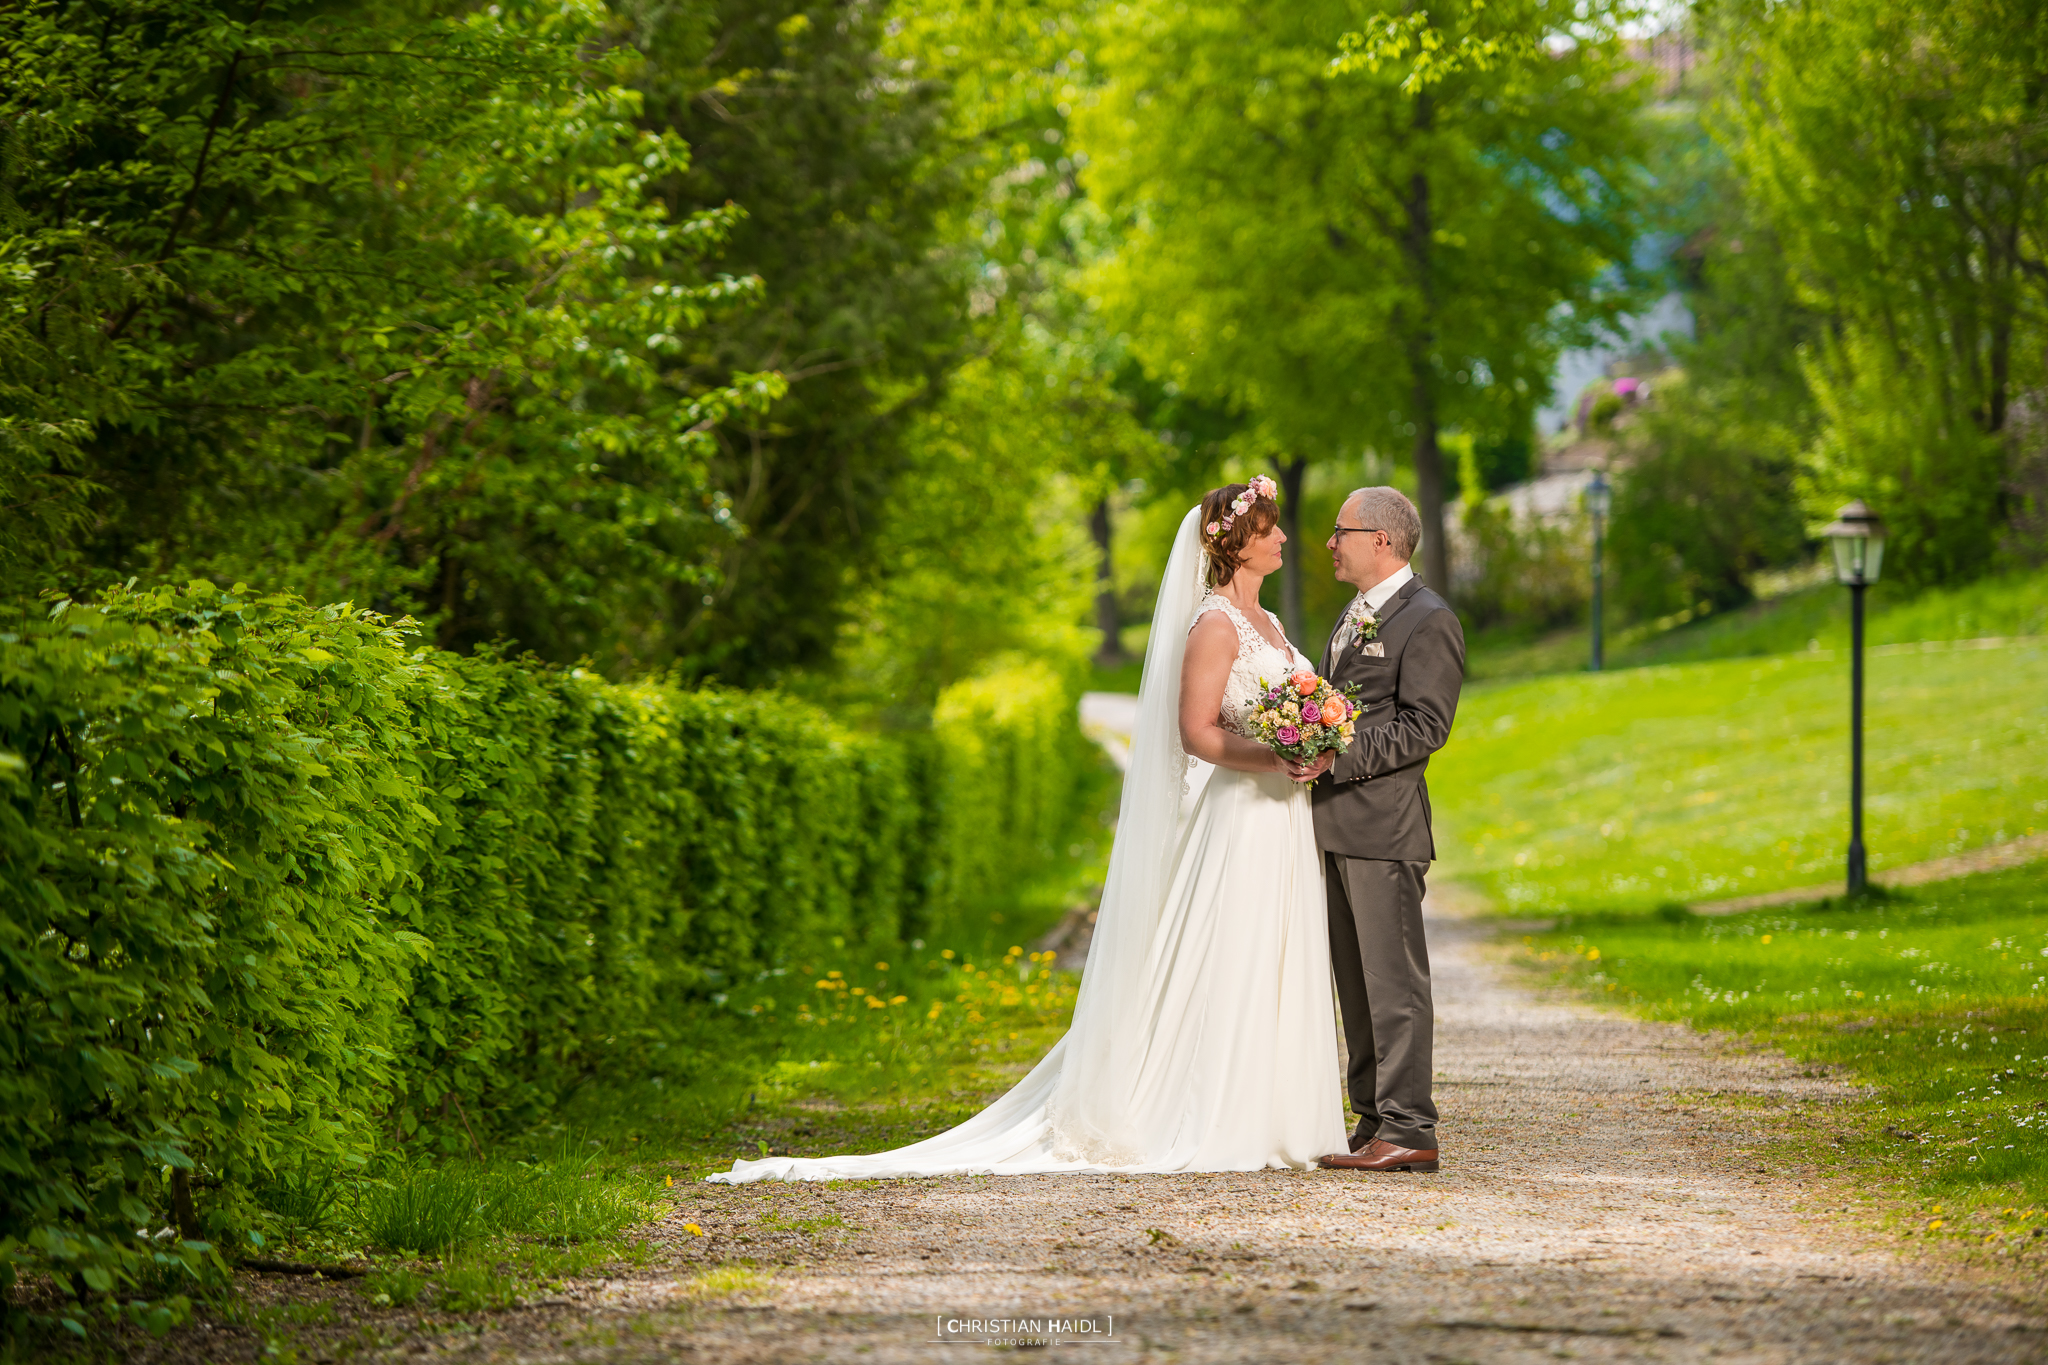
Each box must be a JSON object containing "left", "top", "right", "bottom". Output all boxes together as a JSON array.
[{"left": 1046, "top": 504, "right": 1209, "bottom": 1163}]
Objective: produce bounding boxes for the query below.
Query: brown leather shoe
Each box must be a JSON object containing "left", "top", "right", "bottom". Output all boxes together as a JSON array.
[
  {"left": 1317, "top": 1139, "right": 1439, "bottom": 1172},
  {"left": 1348, "top": 1122, "right": 1374, "bottom": 1154}
]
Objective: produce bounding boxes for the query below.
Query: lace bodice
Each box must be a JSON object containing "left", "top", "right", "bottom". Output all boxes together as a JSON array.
[{"left": 1190, "top": 595, "right": 1312, "bottom": 738}]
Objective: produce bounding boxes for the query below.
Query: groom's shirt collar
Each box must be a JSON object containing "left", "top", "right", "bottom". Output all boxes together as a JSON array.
[{"left": 1362, "top": 563, "right": 1414, "bottom": 613}]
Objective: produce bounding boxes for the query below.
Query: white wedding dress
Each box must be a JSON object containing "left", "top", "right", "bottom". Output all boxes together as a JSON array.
[{"left": 707, "top": 508, "right": 1346, "bottom": 1182}]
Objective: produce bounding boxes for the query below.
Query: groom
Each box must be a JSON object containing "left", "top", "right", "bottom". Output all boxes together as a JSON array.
[{"left": 1294, "top": 487, "right": 1465, "bottom": 1174}]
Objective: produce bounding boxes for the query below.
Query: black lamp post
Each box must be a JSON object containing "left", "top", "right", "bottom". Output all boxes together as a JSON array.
[
  {"left": 1820, "top": 499, "right": 1887, "bottom": 897},
  {"left": 1586, "top": 470, "right": 1612, "bottom": 671}
]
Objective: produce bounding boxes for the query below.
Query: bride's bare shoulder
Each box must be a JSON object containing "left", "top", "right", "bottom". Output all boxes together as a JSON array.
[
  {"left": 1186, "top": 600, "right": 1234, "bottom": 636},
  {"left": 1183, "top": 607, "right": 1238, "bottom": 666}
]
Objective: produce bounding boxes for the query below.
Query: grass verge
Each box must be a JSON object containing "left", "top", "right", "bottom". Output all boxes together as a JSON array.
[
  {"left": 1519, "top": 862, "right": 2048, "bottom": 1263},
  {"left": 1466, "top": 564, "right": 2047, "bottom": 683},
  {"left": 1432, "top": 640, "right": 2048, "bottom": 913}
]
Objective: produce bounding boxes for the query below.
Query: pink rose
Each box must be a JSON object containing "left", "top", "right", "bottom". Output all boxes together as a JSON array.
[
  {"left": 1276, "top": 725, "right": 1300, "bottom": 746},
  {"left": 1321, "top": 698, "right": 1348, "bottom": 724}
]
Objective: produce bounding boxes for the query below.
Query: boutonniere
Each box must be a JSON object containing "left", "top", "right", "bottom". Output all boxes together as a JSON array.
[{"left": 1343, "top": 599, "right": 1380, "bottom": 648}]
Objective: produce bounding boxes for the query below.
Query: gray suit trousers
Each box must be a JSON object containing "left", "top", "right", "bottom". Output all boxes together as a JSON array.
[{"left": 1325, "top": 853, "right": 1438, "bottom": 1150}]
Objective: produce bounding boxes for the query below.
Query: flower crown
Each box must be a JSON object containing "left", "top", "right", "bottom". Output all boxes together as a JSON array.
[{"left": 1204, "top": 475, "right": 1279, "bottom": 541}]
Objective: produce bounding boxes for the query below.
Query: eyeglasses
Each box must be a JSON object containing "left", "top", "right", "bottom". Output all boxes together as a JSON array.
[{"left": 1330, "top": 525, "right": 1385, "bottom": 540}]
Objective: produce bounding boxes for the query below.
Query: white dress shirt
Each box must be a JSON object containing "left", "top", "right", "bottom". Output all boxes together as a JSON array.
[{"left": 1362, "top": 562, "right": 1414, "bottom": 614}]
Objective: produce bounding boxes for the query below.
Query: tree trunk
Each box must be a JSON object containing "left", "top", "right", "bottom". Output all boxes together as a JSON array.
[
  {"left": 1411, "top": 370, "right": 1449, "bottom": 595},
  {"left": 1273, "top": 455, "right": 1309, "bottom": 641},
  {"left": 170, "top": 1167, "right": 202, "bottom": 1242},
  {"left": 1402, "top": 91, "right": 1451, "bottom": 597},
  {"left": 1090, "top": 496, "right": 1125, "bottom": 666}
]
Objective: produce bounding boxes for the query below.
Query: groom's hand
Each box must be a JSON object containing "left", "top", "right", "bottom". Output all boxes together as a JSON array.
[{"left": 1287, "top": 752, "right": 1334, "bottom": 783}]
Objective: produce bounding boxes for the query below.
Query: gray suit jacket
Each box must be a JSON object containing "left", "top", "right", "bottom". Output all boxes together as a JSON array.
[{"left": 1310, "top": 576, "right": 1466, "bottom": 861}]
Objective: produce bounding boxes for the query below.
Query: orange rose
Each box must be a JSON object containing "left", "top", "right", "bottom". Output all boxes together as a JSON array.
[
  {"left": 1320, "top": 698, "right": 1348, "bottom": 724},
  {"left": 1290, "top": 671, "right": 1318, "bottom": 696}
]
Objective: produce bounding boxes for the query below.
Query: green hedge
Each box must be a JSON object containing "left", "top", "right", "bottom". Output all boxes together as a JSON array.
[
  {"left": 0, "top": 583, "right": 1082, "bottom": 1317},
  {"left": 928, "top": 661, "right": 1094, "bottom": 919}
]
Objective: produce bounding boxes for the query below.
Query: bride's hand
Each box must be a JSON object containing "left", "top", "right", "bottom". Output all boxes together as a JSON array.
[{"left": 1286, "top": 752, "right": 1333, "bottom": 783}]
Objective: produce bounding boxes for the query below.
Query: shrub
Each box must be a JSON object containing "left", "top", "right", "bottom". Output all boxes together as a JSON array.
[
  {"left": 0, "top": 581, "right": 1082, "bottom": 1317},
  {"left": 0, "top": 590, "right": 422, "bottom": 1316},
  {"left": 1472, "top": 429, "right": 1535, "bottom": 491},
  {"left": 1609, "top": 373, "right": 1808, "bottom": 620},
  {"left": 1804, "top": 332, "right": 2013, "bottom": 592},
  {"left": 926, "top": 658, "right": 1092, "bottom": 923},
  {"left": 1450, "top": 499, "right": 1591, "bottom": 631},
  {"left": 1587, "top": 390, "right": 1625, "bottom": 435}
]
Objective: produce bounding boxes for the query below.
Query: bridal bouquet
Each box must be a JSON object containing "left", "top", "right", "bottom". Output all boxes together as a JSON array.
[{"left": 1247, "top": 671, "right": 1359, "bottom": 762}]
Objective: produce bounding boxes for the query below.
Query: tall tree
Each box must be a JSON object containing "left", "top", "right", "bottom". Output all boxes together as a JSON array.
[
  {"left": 616, "top": 0, "right": 973, "bottom": 679},
  {"left": 871, "top": 0, "right": 1163, "bottom": 673},
  {"left": 1720, "top": 0, "right": 2048, "bottom": 584},
  {"left": 1077, "top": 0, "right": 1647, "bottom": 597},
  {"left": 0, "top": 0, "right": 778, "bottom": 669},
  {"left": 1603, "top": 23, "right": 1821, "bottom": 621}
]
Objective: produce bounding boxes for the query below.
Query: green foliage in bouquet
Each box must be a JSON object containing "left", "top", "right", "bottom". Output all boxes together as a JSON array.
[
  {"left": 0, "top": 584, "right": 1083, "bottom": 1327},
  {"left": 1246, "top": 672, "right": 1360, "bottom": 763}
]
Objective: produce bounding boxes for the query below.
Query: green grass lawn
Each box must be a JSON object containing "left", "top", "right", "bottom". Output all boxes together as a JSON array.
[
  {"left": 1467, "top": 564, "right": 2048, "bottom": 683},
  {"left": 1522, "top": 864, "right": 2048, "bottom": 1257},
  {"left": 1432, "top": 641, "right": 2048, "bottom": 912}
]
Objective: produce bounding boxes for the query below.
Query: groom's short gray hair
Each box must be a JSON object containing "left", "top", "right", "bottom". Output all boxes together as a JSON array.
[{"left": 1347, "top": 487, "right": 1422, "bottom": 561}]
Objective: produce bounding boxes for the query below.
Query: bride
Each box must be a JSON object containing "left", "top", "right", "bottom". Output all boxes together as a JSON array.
[{"left": 707, "top": 480, "right": 1346, "bottom": 1181}]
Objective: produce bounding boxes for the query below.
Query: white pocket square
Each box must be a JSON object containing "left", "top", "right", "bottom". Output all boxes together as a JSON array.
[{"left": 1362, "top": 641, "right": 1386, "bottom": 657}]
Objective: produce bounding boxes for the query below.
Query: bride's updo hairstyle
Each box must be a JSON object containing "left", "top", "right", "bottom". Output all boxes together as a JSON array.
[{"left": 1200, "top": 480, "right": 1280, "bottom": 588}]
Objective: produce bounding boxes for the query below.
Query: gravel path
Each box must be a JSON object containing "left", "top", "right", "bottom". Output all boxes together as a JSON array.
[{"left": 459, "top": 900, "right": 2047, "bottom": 1364}]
